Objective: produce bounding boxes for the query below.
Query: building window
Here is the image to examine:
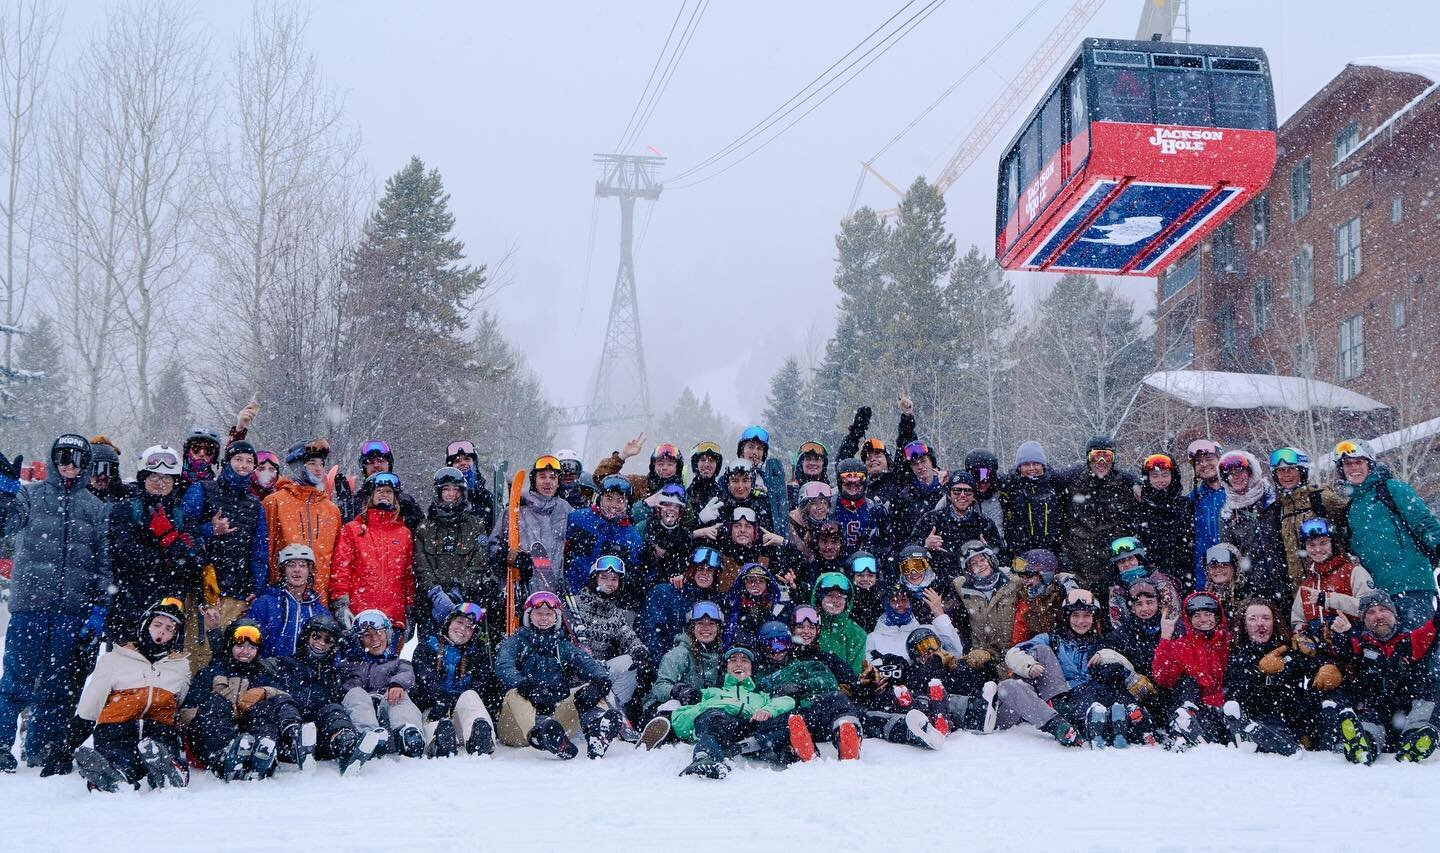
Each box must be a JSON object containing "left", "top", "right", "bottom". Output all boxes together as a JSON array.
[
  {"left": 1335, "top": 168, "right": 1360, "bottom": 189},
  {"left": 1161, "top": 297, "right": 1196, "bottom": 369},
  {"left": 1251, "top": 191, "right": 1270, "bottom": 249},
  {"left": 1290, "top": 158, "right": 1311, "bottom": 221},
  {"left": 1335, "top": 217, "right": 1362, "bottom": 284},
  {"left": 1212, "top": 220, "right": 1240, "bottom": 273},
  {"left": 1338, "top": 314, "right": 1364, "bottom": 380},
  {"left": 1392, "top": 196, "right": 1404, "bottom": 223},
  {"left": 1333, "top": 121, "right": 1360, "bottom": 164},
  {"left": 1393, "top": 299, "right": 1407, "bottom": 329},
  {"left": 1289, "top": 244, "right": 1314, "bottom": 311},
  {"left": 1293, "top": 340, "right": 1316, "bottom": 377},
  {"left": 1217, "top": 301, "right": 1238, "bottom": 364},
  {"left": 1162, "top": 248, "right": 1199, "bottom": 300},
  {"left": 1251, "top": 277, "right": 1272, "bottom": 332}
]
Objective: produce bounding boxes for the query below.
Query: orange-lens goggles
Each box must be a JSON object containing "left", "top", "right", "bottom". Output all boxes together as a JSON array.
[
  {"left": 1088, "top": 449, "right": 1115, "bottom": 463},
  {"left": 899, "top": 556, "right": 928, "bottom": 575},
  {"left": 862, "top": 438, "right": 886, "bottom": 455},
  {"left": 534, "top": 455, "right": 562, "bottom": 472},
  {"left": 654, "top": 444, "right": 680, "bottom": 460},
  {"left": 839, "top": 471, "right": 866, "bottom": 482},
  {"left": 232, "top": 625, "right": 262, "bottom": 646},
  {"left": 1334, "top": 440, "right": 1361, "bottom": 456},
  {"left": 913, "top": 635, "right": 941, "bottom": 657},
  {"left": 798, "top": 442, "right": 826, "bottom": 457},
  {"left": 1142, "top": 454, "right": 1174, "bottom": 471}
]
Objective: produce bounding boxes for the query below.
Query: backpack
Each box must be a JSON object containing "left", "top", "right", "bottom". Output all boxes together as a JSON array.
[{"left": 1374, "top": 478, "right": 1440, "bottom": 566}]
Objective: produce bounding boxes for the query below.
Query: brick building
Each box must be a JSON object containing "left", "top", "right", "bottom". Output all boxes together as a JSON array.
[{"left": 1151, "top": 56, "right": 1440, "bottom": 476}]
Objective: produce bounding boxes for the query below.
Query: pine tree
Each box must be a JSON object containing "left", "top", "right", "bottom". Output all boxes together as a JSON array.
[
  {"left": 657, "top": 387, "right": 739, "bottom": 457},
  {"left": 145, "top": 358, "right": 194, "bottom": 449},
  {"left": 761, "top": 356, "right": 811, "bottom": 459},
  {"left": 339, "top": 156, "right": 488, "bottom": 486},
  {"left": 462, "top": 310, "right": 555, "bottom": 473},
  {"left": 944, "top": 246, "right": 1016, "bottom": 452},
  {"left": 0, "top": 315, "right": 69, "bottom": 458}
]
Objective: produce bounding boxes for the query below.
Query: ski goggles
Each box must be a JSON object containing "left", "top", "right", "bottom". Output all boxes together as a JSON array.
[
  {"left": 688, "top": 601, "right": 723, "bottom": 623},
  {"left": 453, "top": 602, "right": 486, "bottom": 623},
  {"left": 1087, "top": 449, "right": 1115, "bottom": 464},
  {"left": 690, "top": 546, "right": 721, "bottom": 569},
  {"left": 1218, "top": 452, "right": 1251, "bottom": 473},
  {"left": 839, "top": 470, "right": 866, "bottom": 484},
  {"left": 533, "top": 455, "right": 562, "bottom": 473},
  {"left": 656, "top": 484, "right": 686, "bottom": 506},
  {"left": 91, "top": 460, "right": 119, "bottom": 479},
  {"left": 255, "top": 451, "right": 280, "bottom": 469},
  {"left": 1300, "top": 518, "right": 1332, "bottom": 540},
  {"left": 359, "top": 440, "right": 391, "bottom": 458},
  {"left": 354, "top": 612, "right": 391, "bottom": 632},
  {"left": 367, "top": 472, "right": 401, "bottom": 490},
  {"left": 1334, "top": 440, "right": 1368, "bottom": 460},
  {"left": 1185, "top": 593, "right": 1222, "bottom": 615},
  {"left": 761, "top": 634, "right": 792, "bottom": 654},
  {"left": 898, "top": 556, "right": 929, "bottom": 575},
  {"left": 731, "top": 507, "right": 757, "bottom": 524},
  {"left": 911, "top": 634, "right": 941, "bottom": 658},
  {"left": 524, "top": 591, "right": 562, "bottom": 611},
  {"left": 739, "top": 426, "right": 770, "bottom": 446},
  {"left": 693, "top": 441, "right": 723, "bottom": 457},
  {"left": 1186, "top": 439, "right": 1219, "bottom": 460},
  {"left": 1270, "top": 447, "right": 1309, "bottom": 468},
  {"left": 861, "top": 438, "right": 888, "bottom": 457},
  {"left": 446, "top": 440, "right": 477, "bottom": 460},
  {"left": 652, "top": 443, "right": 680, "bottom": 461},
  {"left": 231, "top": 625, "right": 262, "bottom": 646},
  {"left": 144, "top": 449, "right": 180, "bottom": 469},
  {"left": 850, "top": 554, "right": 878, "bottom": 575},
  {"left": 591, "top": 555, "right": 627, "bottom": 576},
  {"left": 792, "top": 606, "right": 821, "bottom": 627},
  {"left": 815, "top": 574, "right": 851, "bottom": 595},
  {"left": 969, "top": 466, "right": 993, "bottom": 484},
  {"left": 902, "top": 441, "right": 931, "bottom": 461},
  {"left": 1109, "top": 536, "right": 1144, "bottom": 558},
  {"left": 53, "top": 447, "right": 86, "bottom": 467},
  {"left": 1141, "top": 453, "right": 1174, "bottom": 472},
  {"left": 797, "top": 442, "right": 827, "bottom": 459}
]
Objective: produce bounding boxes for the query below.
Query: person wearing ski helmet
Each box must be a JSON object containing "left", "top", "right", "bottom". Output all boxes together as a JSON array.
[
  {"left": 998, "top": 440, "right": 1067, "bottom": 560},
  {"left": 1010, "top": 549, "right": 1075, "bottom": 645},
  {"left": 835, "top": 395, "right": 919, "bottom": 510},
  {"left": 786, "top": 441, "right": 831, "bottom": 510},
  {"left": 722, "top": 562, "right": 793, "bottom": 647},
  {"left": 996, "top": 589, "right": 1110, "bottom": 748},
  {"left": 913, "top": 470, "right": 1005, "bottom": 585},
  {"left": 443, "top": 439, "right": 496, "bottom": 533},
  {"left": 1104, "top": 535, "right": 1182, "bottom": 627},
  {"left": 1185, "top": 438, "right": 1227, "bottom": 591},
  {"left": 107, "top": 445, "right": 202, "bottom": 645},
  {"left": 639, "top": 546, "right": 723, "bottom": 660},
  {"left": 178, "top": 438, "right": 271, "bottom": 672},
  {"left": 415, "top": 466, "right": 501, "bottom": 639},
  {"left": 753, "top": 619, "right": 865, "bottom": 761},
  {"left": 592, "top": 434, "right": 682, "bottom": 506},
  {"left": 329, "top": 472, "right": 415, "bottom": 632},
  {"left": 411, "top": 601, "right": 501, "bottom": 757},
  {"left": 963, "top": 448, "right": 1005, "bottom": 532},
  {"left": 338, "top": 440, "right": 423, "bottom": 530},
  {"left": 245, "top": 542, "right": 329, "bottom": 658},
  {"left": 1289, "top": 517, "right": 1374, "bottom": 632},
  {"left": 1217, "top": 450, "right": 1286, "bottom": 603},
  {"left": 620, "top": 441, "right": 688, "bottom": 540},
  {"left": 562, "top": 474, "right": 642, "bottom": 594},
  {"left": 811, "top": 572, "right": 869, "bottom": 675},
  {"left": 646, "top": 599, "right": 727, "bottom": 720},
  {"left": 737, "top": 425, "right": 770, "bottom": 468},
  {"left": 697, "top": 457, "right": 773, "bottom": 529},
  {"left": 1061, "top": 436, "right": 1138, "bottom": 599},
  {"left": 953, "top": 539, "right": 1022, "bottom": 671},
  {"left": 73, "top": 598, "right": 192, "bottom": 791},
  {"left": 831, "top": 458, "right": 889, "bottom": 557},
  {"left": 490, "top": 454, "right": 575, "bottom": 597},
  {"left": 258, "top": 613, "right": 382, "bottom": 775},
  {"left": 554, "top": 448, "right": 596, "bottom": 509},
  {"left": 787, "top": 480, "right": 834, "bottom": 562},
  {"left": 0, "top": 433, "right": 111, "bottom": 775},
  {"left": 1330, "top": 590, "right": 1440, "bottom": 763},
  {"left": 1335, "top": 438, "right": 1440, "bottom": 630},
  {"left": 570, "top": 555, "right": 654, "bottom": 712},
  {"left": 263, "top": 438, "right": 342, "bottom": 601},
  {"left": 687, "top": 441, "right": 725, "bottom": 515},
  {"left": 844, "top": 550, "right": 884, "bottom": 630},
  {"left": 179, "top": 426, "right": 223, "bottom": 488},
  {"left": 1261, "top": 446, "right": 1351, "bottom": 589},
  {"left": 1154, "top": 591, "right": 1233, "bottom": 747},
  {"left": 636, "top": 483, "right": 693, "bottom": 609},
  {"left": 86, "top": 435, "right": 128, "bottom": 502},
  {"left": 249, "top": 450, "right": 282, "bottom": 500},
  {"left": 494, "top": 591, "right": 621, "bottom": 759},
  {"left": 888, "top": 439, "right": 946, "bottom": 543},
  {"left": 337, "top": 609, "right": 427, "bottom": 758},
  {"left": 1131, "top": 452, "right": 1195, "bottom": 588}
]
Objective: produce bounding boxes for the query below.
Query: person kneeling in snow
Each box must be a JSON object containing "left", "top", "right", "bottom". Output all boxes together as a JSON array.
[
  {"left": 1221, "top": 598, "right": 1341, "bottom": 756},
  {"left": 1153, "top": 591, "right": 1231, "bottom": 749},
  {"left": 753, "top": 619, "right": 863, "bottom": 760},
  {"left": 670, "top": 641, "right": 812, "bottom": 779},
  {"left": 73, "top": 599, "right": 193, "bottom": 792},
  {"left": 1331, "top": 590, "right": 1440, "bottom": 764},
  {"left": 338, "top": 609, "right": 426, "bottom": 759},
  {"left": 412, "top": 602, "right": 500, "bottom": 758},
  {"left": 494, "top": 591, "right": 622, "bottom": 760}
]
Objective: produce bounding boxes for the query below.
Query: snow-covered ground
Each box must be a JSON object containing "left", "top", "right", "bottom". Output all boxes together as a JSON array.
[{"left": 3, "top": 724, "right": 1438, "bottom": 852}]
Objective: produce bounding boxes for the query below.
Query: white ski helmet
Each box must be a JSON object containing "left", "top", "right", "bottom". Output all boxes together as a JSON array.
[
  {"left": 277, "top": 543, "right": 317, "bottom": 566},
  {"left": 138, "top": 445, "right": 182, "bottom": 477}
]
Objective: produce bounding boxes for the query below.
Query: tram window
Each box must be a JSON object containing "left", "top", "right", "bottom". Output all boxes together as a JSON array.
[
  {"left": 1094, "top": 65, "right": 1152, "bottom": 123},
  {"left": 1040, "top": 87, "right": 1062, "bottom": 171},
  {"left": 1019, "top": 121, "right": 1040, "bottom": 193},
  {"left": 1211, "top": 71, "right": 1271, "bottom": 130},
  {"left": 1002, "top": 153, "right": 1019, "bottom": 223},
  {"left": 1211, "top": 56, "right": 1262, "bottom": 73},
  {"left": 1068, "top": 65, "right": 1089, "bottom": 165},
  {"left": 1153, "top": 55, "right": 1212, "bottom": 126}
]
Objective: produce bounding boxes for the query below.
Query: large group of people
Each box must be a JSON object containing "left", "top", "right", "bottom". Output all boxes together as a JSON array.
[{"left": 2, "top": 397, "right": 1439, "bottom": 790}]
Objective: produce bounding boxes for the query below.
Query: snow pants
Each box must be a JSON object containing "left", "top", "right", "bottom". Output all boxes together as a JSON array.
[
  {"left": 993, "top": 644, "right": 1069, "bottom": 729},
  {"left": 606, "top": 654, "right": 639, "bottom": 708},
  {"left": 92, "top": 719, "right": 183, "bottom": 786},
  {"left": 308, "top": 703, "right": 361, "bottom": 761},
  {"left": 187, "top": 692, "right": 301, "bottom": 764},
  {"left": 1166, "top": 677, "right": 1230, "bottom": 742},
  {"left": 1355, "top": 697, "right": 1439, "bottom": 752},
  {"left": 423, "top": 689, "right": 495, "bottom": 745},
  {"left": 797, "top": 691, "right": 861, "bottom": 744},
  {"left": 495, "top": 686, "right": 610, "bottom": 747},
  {"left": 0, "top": 611, "right": 91, "bottom": 764},
  {"left": 690, "top": 707, "right": 793, "bottom": 761},
  {"left": 342, "top": 686, "right": 424, "bottom": 734}
]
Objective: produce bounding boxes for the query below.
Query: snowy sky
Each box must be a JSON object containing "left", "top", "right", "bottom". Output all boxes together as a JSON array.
[{"left": 66, "top": 1, "right": 1440, "bottom": 440}]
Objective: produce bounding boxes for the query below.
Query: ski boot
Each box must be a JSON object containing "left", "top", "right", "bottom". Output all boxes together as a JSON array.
[
  {"left": 1396, "top": 725, "right": 1438, "bottom": 763},
  {"left": 338, "top": 727, "right": 386, "bottom": 775},
  {"left": 0, "top": 749, "right": 17, "bottom": 774},
  {"left": 428, "top": 719, "right": 458, "bottom": 758},
  {"left": 834, "top": 717, "right": 862, "bottom": 760},
  {"left": 528, "top": 717, "right": 578, "bottom": 760},
  {"left": 788, "top": 713, "right": 816, "bottom": 762},
  {"left": 1041, "top": 714, "right": 1081, "bottom": 747},
  {"left": 219, "top": 733, "right": 255, "bottom": 782},
  {"left": 1108, "top": 703, "right": 1130, "bottom": 749},
  {"left": 250, "top": 737, "right": 278, "bottom": 779},
  {"left": 926, "top": 680, "right": 951, "bottom": 736},
  {"left": 138, "top": 737, "right": 189, "bottom": 789},
  {"left": 466, "top": 720, "right": 496, "bottom": 756},
  {"left": 279, "top": 722, "right": 306, "bottom": 771},
  {"left": 680, "top": 750, "right": 730, "bottom": 779},
  {"left": 1336, "top": 709, "right": 1377, "bottom": 765},
  {"left": 1084, "top": 703, "right": 1108, "bottom": 749},
  {"left": 394, "top": 725, "right": 425, "bottom": 758},
  {"left": 638, "top": 716, "right": 672, "bottom": 750},
  {"left": 581, "top": 708, "right": 623, "bottom": 759},
  {"left": 1168, "top": 702, "right": 1203, "bottom": 752},
  {"left": 1223, "top": 701, "right": 1299, "bottom": 755},
  {"left": 1123, "top": 703, "right": 1159, "bottom": 747},
  {"left": 618, "top": 713, "right": 642, "bottom": 745},
  {"left": 75, "top": 746, "right": 129, "bottom": 793}
]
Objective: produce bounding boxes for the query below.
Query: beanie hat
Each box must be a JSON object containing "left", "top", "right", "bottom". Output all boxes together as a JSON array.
[
  {"left": 1014, "top": 440, "right": 1047, "bottom": 470},
  {"left": 1358, "top": 590, "right": 1396, "bottom": 616}
]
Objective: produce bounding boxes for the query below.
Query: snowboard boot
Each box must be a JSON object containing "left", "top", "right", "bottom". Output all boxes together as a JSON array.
[
  {"left": 395, "top": 725, "right": 426, "bottom": 758},
  {"left": 38, "top": 748, "right": 73, "bottom": 777},
  {"left": 1168, "top": 702, "right": 1202, "bottom": 752},
  {"left": 250, "top": 737, "right": 278, "bottom": 779},
  {"left": 466, "top": 720, "right": 496, "bottom": 756},
  {"left": 1224, "top": 701, "right": 1300, "bottom": 756},
  {"left": 279, "top": 722, "right": 306, "bottom": 771},
  {"left": 788, "top": 714, "right": 817, "bottom": 762},
  {"left": 581, "top": 708, "right": 623, "bottom": 759},
  {"left": 638, "top": 716, "right": 672, "bottom": 750},
  {"left": 0, "top": 749, "right": 15, "bottom": 774},
  {"left": 75, "top": 746, "right": 129, "bottom": 793},
  {"left": 219, "top": 733, "right": 256, "bottom": 782},
  {"left": 1108, "top": 703, "right": 1130, "bottom": 749},
  {"left": 834, "top": 718, "right": 862, "bottom": 761},
  {"left": 618, "top": 713, "right": 642, "bottom": 745},
  {"left": 1084, "top": 703, "right": 1108, "bottom": 749},
  {"left": 1396, "top": 725, "right": 1438, "bottom": 763},
  {"left": 428, "top": 719, "right": 458, "bottom": 758},
  {"left": 527, "top": 716, "right": 578, "bottom": 760},
  {"left": 338, "top": 728, "right": 385, "bottom": 775},
  {"left": 680, "top": 750, "right": 730, "bottom": 779},
  {"left": 1336, "top": 709, "right": 1377, "bottom": 766},
  {"left": 138, "top": 737, "right": 189, "bottom": 789},
  {"left": 1124, "top": 704, "right": 1159, "bottom": 747},
  {"left": 1040, "top": 714, "right": 1081, "bottom": 747}
]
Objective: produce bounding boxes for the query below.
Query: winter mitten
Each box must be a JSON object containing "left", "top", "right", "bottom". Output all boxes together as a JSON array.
[
  {"left": 236, "top": 687, "right": 271, "bottom": 716},
  {"left": 1258, "top": 646, "right": 1288, "bottom": 675},
  {"left": 148, "top": 507, "right": 180, "bottom": 547},
  {"left": 1292, "top": 632, "right": 1318, "bottom": 657},
  {"left": 670, "top": 684, "right": 702, "bottom": 705},
  {"left": 428, "top": 586, "right": 456, "bottom": 625},
  {"left": 1313, "top": 663, "right": 1343, "bottom": 691},
  {"left": 0, "top": 451, "right": 20, "bottom": 492},
  {"left": 80, "top": 605, "right": 108, "bottom": 642},
  {"left": 850, "top": 406, "right": 872, "bottom": 436},
  {"left": 331, "top": 595, "right": 354, "bottom": 629},
  {"left": 1125, "top": 673, "right": 1157, "bottom": 702},
  {"left": 962, "top": 649, "right": 993, "bottom": 670}
]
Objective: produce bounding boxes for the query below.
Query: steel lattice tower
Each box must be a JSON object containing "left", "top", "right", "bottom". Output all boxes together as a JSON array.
[{"left": 583, "top": 154, "right": 663, "bottom": 458}]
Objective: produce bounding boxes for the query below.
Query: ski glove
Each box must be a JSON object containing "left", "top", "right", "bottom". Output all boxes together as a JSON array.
[
  {"left": 768, "top": 682, "right": 804, "bottom": 699},
  {"left": 0, "top": 451, "right": 20, "bottom": 493},
  {"left": 698, "top": 497, "right": 724, "bottom": 524},
  {"left": 574, "top": 679, "right": 611, "bottom": 711},
  {"left": 670, "top": 684, "right": 702, "bottom": 705},
  {"left": 519, "top": 680, "right": 569, "bottom": 714},
  {"left": 849, "top": 406, "right": 872, "bottom": 438},
  {"left": 428, "top": 586, "right": 459, "bottom": 625},
  {"left": 80, "top": 605, "right": 108, "bottom": 641},
  {"left": 962, "top": 649, "right": 993, "bottom": 669},
  {"left": 148, "top": 506, "right": 180, "bottom": 547},
  {"left": 331, "top": 595, "right": 354, "bottom": 630}
]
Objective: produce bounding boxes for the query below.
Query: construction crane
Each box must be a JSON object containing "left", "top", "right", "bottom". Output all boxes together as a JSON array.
[{"left": 863, "top": 0, "right": 1189, "bottom": 217}]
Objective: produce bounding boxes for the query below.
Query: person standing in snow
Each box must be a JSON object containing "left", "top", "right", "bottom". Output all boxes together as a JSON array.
[
  {"left": 1186, "top": 439, "right": 1227, "bottom": 590},
  {"left": 444, "top": 439, "right": 496, "bottom": 534},
  {"left": 490, "top": 454, "right": 574, "bottom": 597},
  {"left": 1217, "top": 450, "right": 1286, "bottom": 604},
  {"left": 998, "top": 440, "right": 1067, "bottom": 560},
  {"left": 1261, "top": 447, "right": 1349, "bottom": 589},
  {"left": 1132, "top": 452, "right": 1195, "bottom": 589}
]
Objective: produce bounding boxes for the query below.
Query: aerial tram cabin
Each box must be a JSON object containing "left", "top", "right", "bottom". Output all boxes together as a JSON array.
[{"left": 996, "top": 37, "right": 1276, "bottom": 276}]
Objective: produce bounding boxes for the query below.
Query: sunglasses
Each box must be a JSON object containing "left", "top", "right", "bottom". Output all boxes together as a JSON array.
[
  {"left": 232, "top": 625, "right": 262, "bottom": 646},
  {"left": 360, "top": 440, "right": 391, "bottom": 457},
  {"left": 1142, "top": 454, "right": 1174, "bottom": 471},
  {"left": 534, "top": 455, "right": 562, "bottom": 472},
  {"left": 592, "top": 555, "right": 627, "bottom": 576},
  {"left": 949, "top": 485, "right": 975, "bottom": 495},
  {"left": 688, "top": 601, "right": 723, "bottom": 622},
  {"left": 690, "top": 547, "right": 721, "bottom": 568},
  {"left": 446, "top": 440, "right": 476, "bottom": 459}
]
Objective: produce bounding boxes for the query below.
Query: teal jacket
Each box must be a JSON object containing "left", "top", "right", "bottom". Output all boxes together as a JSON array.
[
  {"left": 813, "top": 578, "right": 868, "bottom": 674},
  {"left": 670, "top": 672, "right": 795, "bottom": 741},
  {"left": 1345, "top": 468, "right": 1440, "bottom": 594},
  {"left": 756, "top": 658, "right": 840, "bottom": 708}
]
